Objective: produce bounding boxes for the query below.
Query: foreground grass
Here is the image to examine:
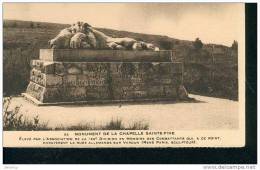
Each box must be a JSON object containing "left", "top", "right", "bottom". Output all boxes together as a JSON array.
[
  {"left": 3, "top": 97, "right": 50, "bottom": 131},
  {"left": 54, "top": 119, "right": 149, "bottom": 131},
  {"left": 3, "top": 97, "right": 149, "bottom": 131}
]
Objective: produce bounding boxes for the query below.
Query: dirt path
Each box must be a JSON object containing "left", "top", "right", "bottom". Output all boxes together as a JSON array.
[{"left": 8, "top": 94, "right": 239, "bottom": 130}]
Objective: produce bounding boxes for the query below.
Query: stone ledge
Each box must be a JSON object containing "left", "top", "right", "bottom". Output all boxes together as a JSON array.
[
  {"left": 40, "top": 49, "right": 173, "bottom": 62},
  {"left": 22, "top": 93, "right": 179, "bottom": 106}
]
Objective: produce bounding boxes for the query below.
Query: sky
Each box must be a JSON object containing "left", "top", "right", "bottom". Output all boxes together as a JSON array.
[{"left": 3, "top": 3, "right": 244, "bottom": 46}]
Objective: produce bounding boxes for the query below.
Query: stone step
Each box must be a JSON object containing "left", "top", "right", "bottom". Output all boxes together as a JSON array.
[
  {"left": 39, "top": 49, "right": 173, "bottom": 62},
  {"left": 30, "top": 60, "right": 183, "bottom": 76},
  {"left": 25, "top": 81, "right": 180, "bottom": 103}
]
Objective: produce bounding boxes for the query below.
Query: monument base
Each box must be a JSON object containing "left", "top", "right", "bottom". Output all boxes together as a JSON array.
[{"left": 24, "top": 49, "right": 186, "bottom": 105}]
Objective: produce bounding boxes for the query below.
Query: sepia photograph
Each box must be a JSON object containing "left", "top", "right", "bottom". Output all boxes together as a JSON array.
[{"left": 2, "top": 2, "right": 246, "bottom": 149}]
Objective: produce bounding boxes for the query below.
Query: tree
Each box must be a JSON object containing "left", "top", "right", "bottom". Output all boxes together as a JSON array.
[
  {"left": 30, "top": 22, "right": 34, "bottom": 28},
  {"left": 231, "top": 40, "right": 238, "bottom": 51},
  {"left": 193, "top": 38, "right": 203, "bottom": 50}
]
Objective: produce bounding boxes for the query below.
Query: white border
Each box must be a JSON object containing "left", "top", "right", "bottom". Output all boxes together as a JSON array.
[{"left": 0, "top": 0, "right": 258, "bottom": 169}]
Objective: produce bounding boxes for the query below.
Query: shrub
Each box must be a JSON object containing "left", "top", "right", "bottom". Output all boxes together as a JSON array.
[
  {"left": 3, "top": 97, "right": 50, "bottom": 131},
  {"left": 54, "top": 118, "right": 149, "bottom": 131},
  {"left": 54, "top": 123, "right": 96, "bottom": 131},
  {"left": 30, "top": 22, "right": 34, "bottom": 28},
  {"left": 193, "top": 38, "right": 203, "bottom": 50},
  {"left": 128, "top": 120, "right": 149, "bottom": 130},
  {"left": 231, "top": 40, "right": 238, "bottom": 51},
  {"left": 103, "top": 118, "right": 124, "bottom": 130}
]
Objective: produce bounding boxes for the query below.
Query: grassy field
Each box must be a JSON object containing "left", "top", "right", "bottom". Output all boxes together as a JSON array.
[{"left": 3, "top": 19, "right": 238, "bottom": 100}]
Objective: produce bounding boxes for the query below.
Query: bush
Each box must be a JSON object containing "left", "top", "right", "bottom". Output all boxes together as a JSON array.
[
  {"left": 231, "top": 40, "right": 238, "bottom": 51},
  {"left": 30, "top": 22, "right": 34, "bottom": 28},
  {"left": 103, "top": 118, "right": 123, "bottom": 130},
  {"left": 128, "top": 120, "right": 149, "bottom": 130},
  {"left": 3, "top": 97, "right": 50, "bottom": 131},
  {"left": 193, "top": 38, "right": 203, "bottom": 50},
  {"left": 54, "top": 118, "right": 149, "bottom": 131}
]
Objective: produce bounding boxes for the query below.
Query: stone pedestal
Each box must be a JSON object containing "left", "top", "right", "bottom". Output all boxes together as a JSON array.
[{"left": 23, "top": 49, "right": 184, "bottom": 105}]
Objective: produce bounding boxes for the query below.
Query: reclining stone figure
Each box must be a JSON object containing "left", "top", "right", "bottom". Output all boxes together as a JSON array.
[
  {"left": 70, "top": 32, "right": 97, "bottom": 49},
  {"left": 70, "top": 32, "right": 90, "bottom": 49},
  {"left": 132, "top": 41, "right": 159, "bottom": 51},
  {"left": 86, "top": 27, "right": 137, "bottom": 50},
  {"left": 48, "top": 28, "right": 74, "bottom": 49},
  {"left": 49, "top": 21, "right": 160, "bottom": 51}
]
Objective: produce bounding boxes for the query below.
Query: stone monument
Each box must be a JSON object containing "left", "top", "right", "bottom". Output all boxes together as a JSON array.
[{"left": 22, "top": 21, "right": 187, "bottom": 105}]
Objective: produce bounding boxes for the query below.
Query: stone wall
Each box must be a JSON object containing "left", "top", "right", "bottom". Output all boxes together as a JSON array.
[
  {"left": 25, "top": 50, "right": 183, "bottom": 103},
  {"left": 27, "top": 61, "right": 183, "bottom": 103}
]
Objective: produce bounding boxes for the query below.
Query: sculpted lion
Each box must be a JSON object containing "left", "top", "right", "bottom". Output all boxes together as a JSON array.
[
  {"left": 49, "top": 21, "right": 160, "bottom": 51},
  {"left": 48, "top": 28, "right": 74, "bottom": 49}
]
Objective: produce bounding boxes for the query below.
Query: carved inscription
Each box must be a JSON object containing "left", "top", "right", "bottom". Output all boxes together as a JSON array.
[
  {"left": 62, "top": 63, "right": 109, "bottom": 87},
  {"left": 63, "top": 77, "right": 106, "bottom": 87}
]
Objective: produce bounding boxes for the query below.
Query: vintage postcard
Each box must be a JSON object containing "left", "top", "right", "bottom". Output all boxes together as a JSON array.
[{"left": 2, "top": 3, "right": 245, "bottom": 148}]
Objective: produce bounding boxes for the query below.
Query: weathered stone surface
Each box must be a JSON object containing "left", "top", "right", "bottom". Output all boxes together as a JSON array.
[
  {"left": 62, "top": 75, "right": 107, "bottom": 87},
  {"left": 26, "top": 82, "right": 111, "bottom": 103},
  {"left": 164, "top": 86, "right": 178, "bottom": 97},
  {"left": 31, "top": 60, "right": 55, "bottom": 74},
  {"left": 26, "top": 55, "right": 184, "bottom": 104},
  {"left": 108, "top": 62, "right": 182, "bottom": 100},
  {"left": 55, "top": 62, "right": 66, "bottom": 76},
  {"left": 26, "top": 82, "right": 45, "bottom": 102},
  {"left": 39, "top": 49, "right": 173, "bottom": 62},
  {"left": 54, "top": 62, "right": 109, "bottom": 76},
  {"left": 30, "top": 69, "right": 63, "bottom": 87},
  {"left": 67, "top": 66, "right": 82, "bottom": 74}
]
